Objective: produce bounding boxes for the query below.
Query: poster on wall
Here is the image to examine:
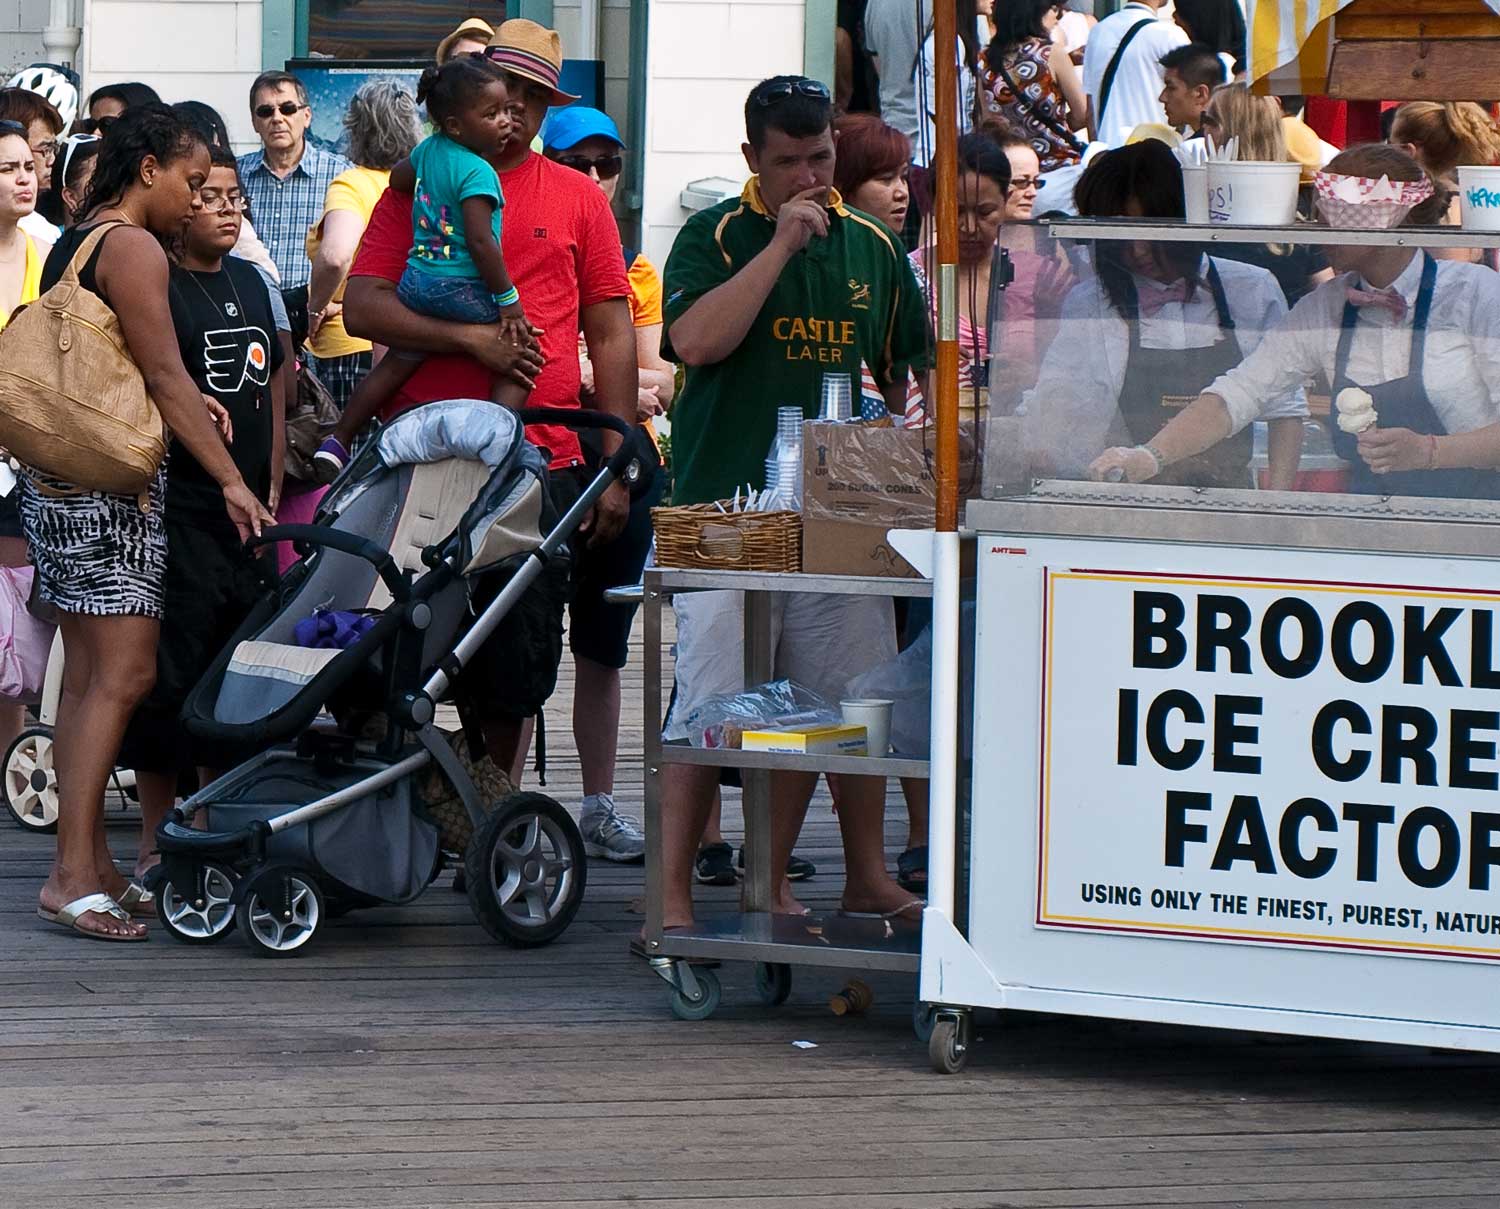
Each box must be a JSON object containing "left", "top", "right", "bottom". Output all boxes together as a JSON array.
[{"left": 1038, "top": 567, "right": 1500, "bottom": 964}]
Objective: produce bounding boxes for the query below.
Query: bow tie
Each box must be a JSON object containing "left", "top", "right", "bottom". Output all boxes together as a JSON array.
[
  {"left": 1346, "top": 286, "right": 1408, "bottom": 319},
  {"left": 1137, "top": 280, "right": 1192, "bottom": 318}
]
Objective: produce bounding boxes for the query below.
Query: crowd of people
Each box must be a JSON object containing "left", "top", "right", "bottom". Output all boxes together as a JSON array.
[{"left": 8, "top": 1, "right": 1500, "bottom": 943}]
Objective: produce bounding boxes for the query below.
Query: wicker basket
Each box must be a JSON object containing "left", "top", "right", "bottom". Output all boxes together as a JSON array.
[{"left": 652, "top": 503, "right": 801, "bottom": 572}]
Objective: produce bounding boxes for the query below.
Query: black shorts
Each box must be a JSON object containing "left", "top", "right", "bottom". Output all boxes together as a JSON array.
[
  {"left": 568, "top": 469, "right": 662, "bottom": 670},
  {"left": 453, "top": 466, "right": 585, "bottom": 722},
  {"left": 118, "top": 516, "right": 270, "bottom": 773}
]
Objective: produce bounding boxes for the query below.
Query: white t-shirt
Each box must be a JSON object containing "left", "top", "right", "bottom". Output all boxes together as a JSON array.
[
  {"left": 1081, "top": 3, "right": 1189, "bottom": 146},
  {"left": 18, "top": 211, "right": 58, "bottom": 247},
  {"left": 914, "top": 33, "right": 977, "bottom": 169},
  {"left": 864, "top": 0, "right": 933, "bottom": 141}
]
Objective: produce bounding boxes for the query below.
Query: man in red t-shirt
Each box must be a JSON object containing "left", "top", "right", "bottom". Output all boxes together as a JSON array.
[{"left": 344, "top": 19, "right": 637, "bottom": 783}]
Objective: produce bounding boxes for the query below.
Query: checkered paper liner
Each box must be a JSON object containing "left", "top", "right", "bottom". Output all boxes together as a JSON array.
[{"left": 1313, "top": 171, "right": 1433, "bottom": 230}]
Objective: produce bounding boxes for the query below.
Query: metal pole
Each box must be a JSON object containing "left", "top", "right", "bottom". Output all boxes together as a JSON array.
[{"left": 932, "top": 0, "right": 960, "bottom": 533}]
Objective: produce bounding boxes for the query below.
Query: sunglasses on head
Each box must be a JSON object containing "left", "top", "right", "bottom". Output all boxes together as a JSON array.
[
  {"left": 556, "top": 152, "right": 623, "bottom": 180},
  {"left": 76, "top": 114, "right": 117, "bottom": 135},
  {"left": 254, "top": 101, "right": 306, "bottom": 120},
  {"left": 752, "top": 79, "right": 831, "bottom": 108},
  {"left": 0, "top": 119, "right": 25, "bottom": 137},
  {"left": 58, "top": 133, "right": 99, "bottom": 183}
]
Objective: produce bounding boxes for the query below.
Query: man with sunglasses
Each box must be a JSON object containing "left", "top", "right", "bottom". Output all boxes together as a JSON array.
[
  {"left": 237, "top": 70, "right": 351, "bottom": 340},
  {"left": 655, "top": 75, "right": 931, "bottom": 930}
]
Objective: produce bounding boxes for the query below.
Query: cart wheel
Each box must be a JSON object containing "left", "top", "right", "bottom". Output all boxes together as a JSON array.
[
  {"left": 156, "top": 863, "right": 238, "bottom": 944},
  {"left": 913, "top": 1001, "right": 937, "bottom": 1043},
  {"left": 929, "top": 1015, "right": 972, "bottom": 1075},
  {"left": 236, "top": 866, "right": 323, "bottom": 957},
  {"left": 669, "top": 967, "right": 722, "bottom": 1021},
  {"left": 3, "top": 726, "right": 57, "bottom": 833},
  {"left": 465, "top": 792, "right": 587, "bottom": 948},
  {"left": 753, "top": 962, "right": 792, "bottom": 1006}
]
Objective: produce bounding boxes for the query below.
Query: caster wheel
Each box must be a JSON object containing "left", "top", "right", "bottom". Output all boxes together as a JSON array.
[
  {"left": 929, "top": 1016, "right": 971, "bottom": 1074},
  {"left": 3, "top": 726, "right": 57, "bottom": 833},
  {"left": 668, "top": 967, "right": 722, "bottom": 1021},
  {"left": 464, "top": 792, "right": 586, "bottom": 947},
  {"left": 236, "top": 866, "right": 323, "bottom": 957},
  {"left": 156, "top": 863, "right": 238, "bottom": 944},
  {"left": 753, "top": 962, "right": 792, "bottom": 1006},
  {"left": 913, "top": 1001, "right": 937, "bottom": 1043}
]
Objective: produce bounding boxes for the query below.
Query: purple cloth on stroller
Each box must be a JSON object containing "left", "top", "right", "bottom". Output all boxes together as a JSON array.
[{"left": 294, "top": 609, "right": 377, "bottom": 650}]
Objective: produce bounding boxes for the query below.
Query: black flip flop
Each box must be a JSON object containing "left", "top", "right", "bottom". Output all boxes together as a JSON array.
[{"left": 897, "top": 845, "right": 928, "bottom": 892}]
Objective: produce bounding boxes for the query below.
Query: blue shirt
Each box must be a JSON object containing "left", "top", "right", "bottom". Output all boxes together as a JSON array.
[
  {"left": 237, "top": 141, "right": 353, "bottom": 290},
  {"left": 407, "top": 132, "right": 504, "bottom": 279}
]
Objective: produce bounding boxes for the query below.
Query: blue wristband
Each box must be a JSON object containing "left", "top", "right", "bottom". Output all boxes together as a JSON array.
[{"left": 494, "top": 287, "right": 520, "bottom": 308}]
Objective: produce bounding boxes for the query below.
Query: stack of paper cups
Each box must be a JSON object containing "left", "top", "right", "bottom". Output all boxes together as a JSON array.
[{"left": 841, "top": 698, "right": 894, "bottom": 756}]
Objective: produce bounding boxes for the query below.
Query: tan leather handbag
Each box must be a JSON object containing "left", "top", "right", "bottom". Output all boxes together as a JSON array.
[{"left": 0, "top": 222, "right": 167, "bottom": 494}]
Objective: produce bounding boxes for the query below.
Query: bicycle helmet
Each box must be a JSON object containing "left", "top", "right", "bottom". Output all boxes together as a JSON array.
[{"left": 5, "top": 63, "right": 80, "bottom": 128}]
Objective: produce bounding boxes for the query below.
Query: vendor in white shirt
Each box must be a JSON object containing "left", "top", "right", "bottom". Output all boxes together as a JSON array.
[
  {"left": 1022, "top": 140, "right": 1305, "bottom": 488},
  {"left": 1090, "top": 145, "right": 1500, "bottom": 500}
]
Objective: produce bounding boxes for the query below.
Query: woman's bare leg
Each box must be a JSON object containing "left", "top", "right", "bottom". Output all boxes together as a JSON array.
[{"left": 133, "top": 769, "right": 178, "bottom": 879}]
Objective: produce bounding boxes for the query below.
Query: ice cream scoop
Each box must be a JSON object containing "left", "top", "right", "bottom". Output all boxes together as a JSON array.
[{"left": 1335, "top": 386, "right": 1377, "bottom": 434}]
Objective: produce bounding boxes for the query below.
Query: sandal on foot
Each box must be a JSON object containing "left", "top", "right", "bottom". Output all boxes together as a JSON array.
[
  {"left": 695, "top": 842, "right": 735, "bottom": 886},
  {"left": 896, "top": 845, "right": 928, "bottom": 893},
  {"left": 838, "top": 898, "right": 925, "bottom": 923},
  {"left": 38, "top": 893, "right": 147, "bottom": 942},
  {"left": 116, "top": 882, "right": 156, "bottom": 919}
]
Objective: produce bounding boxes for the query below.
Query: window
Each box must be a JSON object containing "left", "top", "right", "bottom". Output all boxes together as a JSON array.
[{"left": 308, "top": 0, "right": 504, "bottom": 61}]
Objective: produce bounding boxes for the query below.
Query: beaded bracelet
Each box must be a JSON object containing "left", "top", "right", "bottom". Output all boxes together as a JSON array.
[{"left": 493, "top": 286, "right": 521, "bottom": 308}]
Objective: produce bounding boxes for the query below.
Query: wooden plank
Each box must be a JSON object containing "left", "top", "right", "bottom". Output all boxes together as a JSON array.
[{"left": 1328, "top": 40, "right": 1500, "bottom": 100}]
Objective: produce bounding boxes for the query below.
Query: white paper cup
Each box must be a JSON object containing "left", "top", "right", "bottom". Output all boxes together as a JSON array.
[
  {"left": 1206, "top": 161, "right": 1301, "bottom": 225},
  {"left": 1181, "top": 163, "right": 1209, "bottom": 224},
  {"left": 841, "top": 698, "right": 894, "bottom": 757},
  {"left": 1457, "top": 166, "right": 1500, "bottom": 231}
]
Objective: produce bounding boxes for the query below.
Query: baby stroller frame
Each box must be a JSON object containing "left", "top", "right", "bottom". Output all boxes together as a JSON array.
[{"left": 146, "top": 405, "right": 642, "bottom": 956}]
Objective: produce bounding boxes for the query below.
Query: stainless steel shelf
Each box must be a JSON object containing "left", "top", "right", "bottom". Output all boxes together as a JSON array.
[
  {"left": 643, "top": 911, "right": 922, "bottom": 973},
  {"left": 1046, "top": 217, "right": 1500, "bottom": 249},
  {"left": 658, "top": 744, "right": 930, "bottom": 780},
  {"left": 648, "top": 568, "right": 932, "bottom": 597}
]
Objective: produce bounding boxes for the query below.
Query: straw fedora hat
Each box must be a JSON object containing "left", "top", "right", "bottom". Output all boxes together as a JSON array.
[
  {"left": 435, "top": 17, "right": 495, "bottom": 64},
  {"left": 484, "top": 18, "right": 580, "bottom": 106}
]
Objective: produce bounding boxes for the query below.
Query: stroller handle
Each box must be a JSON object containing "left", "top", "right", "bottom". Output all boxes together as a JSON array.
[
  {"left": 514, "top": 406, "right": 642, "bottom": 487},
  {"left": 248, "top": 526, "right": 408, "bottom": 600}
]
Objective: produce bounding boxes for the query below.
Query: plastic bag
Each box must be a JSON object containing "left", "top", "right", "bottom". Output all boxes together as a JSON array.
[
  {"left": 0, "top": 566, "right": 55, "bottom": 702},
  {"left": 670, "top": 679, "right": 841, "bottom": 749},
  {"left": 846, "top": 626, "right": 933, "bottom": 757}
]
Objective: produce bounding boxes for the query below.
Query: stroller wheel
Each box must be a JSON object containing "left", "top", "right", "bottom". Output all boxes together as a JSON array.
[
  {"left": 237, "top": 865, "right": 324, "bottom": 957},
  {"left": 464, "top": 792, "right": 587, "bottom": 948},
  {"left": 4, "top": 725, "right": 58, "bottom": 833},
  {"left": 156, "top": 862, "right": 239, "bottom": 944}
]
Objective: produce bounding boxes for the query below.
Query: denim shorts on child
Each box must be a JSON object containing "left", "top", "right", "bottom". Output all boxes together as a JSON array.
[{"left": 396, "top": 266, "right": 503, "bottom": 325}]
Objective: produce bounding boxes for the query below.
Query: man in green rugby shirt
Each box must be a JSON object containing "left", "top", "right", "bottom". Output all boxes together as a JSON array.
[{"left": 656, "top": 76, "right": 929, "bottom": 930}]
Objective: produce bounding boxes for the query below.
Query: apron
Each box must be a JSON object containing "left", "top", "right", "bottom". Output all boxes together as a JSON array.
[
  {"left": 1329, "top": 255, "right": 1494, "bottom": 500},
  {"left": 1118, "top": 262, "right": 1251, "bottom": 489}
]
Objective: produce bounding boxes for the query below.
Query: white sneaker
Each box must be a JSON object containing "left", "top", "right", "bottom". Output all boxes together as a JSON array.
[{"left": 579, "top": 793, "right": 646, "bottom": 863}]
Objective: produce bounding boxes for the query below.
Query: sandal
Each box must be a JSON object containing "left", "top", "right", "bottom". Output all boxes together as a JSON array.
[
  {"left": 838, "top": 897, "right": 925, "bottom": 923},
  {"left": 116, "top": 882, "right": 156, "bottom": 919},
  {"left": 896, "top": 845, "right": 928, "bottom": 893},
  {"left": 37, "top": 893, "right": 147, "bottom": 942}
]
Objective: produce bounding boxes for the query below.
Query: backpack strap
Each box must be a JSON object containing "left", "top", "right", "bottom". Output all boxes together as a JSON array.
[{"left": 1096, "top": 16, "right": 1153, "bottom": 137}]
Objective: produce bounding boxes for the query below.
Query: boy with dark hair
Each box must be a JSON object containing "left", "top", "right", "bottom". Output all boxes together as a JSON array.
[
  {"left": 654, "top": 75, "right": 930, "bottom": 931},
  {"left": 1158, "top": 43, "right": 1224, "bottom": 136}
]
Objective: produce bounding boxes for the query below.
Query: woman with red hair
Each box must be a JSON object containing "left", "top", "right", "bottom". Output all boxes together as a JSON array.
[{"left": 833, "top": 112, "right": 912, "bottom": 235}]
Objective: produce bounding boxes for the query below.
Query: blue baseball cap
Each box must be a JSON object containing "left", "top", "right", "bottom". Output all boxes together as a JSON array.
[{"left": 542, "top": 106, "right": 623, "bottom": 151}]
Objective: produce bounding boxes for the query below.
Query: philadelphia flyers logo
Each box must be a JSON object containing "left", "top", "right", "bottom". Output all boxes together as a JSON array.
[{"left": 202, "top": 325, "right": 272, "bottom": 392}]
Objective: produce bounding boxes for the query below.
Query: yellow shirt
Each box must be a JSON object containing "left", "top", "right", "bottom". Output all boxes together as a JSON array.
[
  {"left": 628, "top": 252, "right": 663, "bottom": 328},
  {"left": 305, "top": 166, "right": 389, "bottom": 358},
  {"left": 0, "top": 232, "right": 42, "bottom": 330}
]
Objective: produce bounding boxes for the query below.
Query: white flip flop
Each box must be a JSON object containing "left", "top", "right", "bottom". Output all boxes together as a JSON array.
[{"left": 37, "top": 892, "right": 147, "bottom": 942}]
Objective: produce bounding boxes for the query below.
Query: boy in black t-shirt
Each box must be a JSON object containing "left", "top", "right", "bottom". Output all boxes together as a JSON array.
[{"left": 120, "top": 146, "right": 286, "bottom": 872}]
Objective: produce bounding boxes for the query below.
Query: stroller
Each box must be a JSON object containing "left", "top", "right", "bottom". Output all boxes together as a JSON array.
[{"left": 145, "top": 401, "right": 642, "bottom": 957}]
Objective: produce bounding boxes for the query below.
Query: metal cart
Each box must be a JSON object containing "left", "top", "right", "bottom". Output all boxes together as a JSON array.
[{"left": 638, "top": 568, "right": 931, "bottom": 1021}]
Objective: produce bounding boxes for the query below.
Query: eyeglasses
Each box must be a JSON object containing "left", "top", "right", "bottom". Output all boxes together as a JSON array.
[
  {"left": 555, "top": 153, "right": 623, "bottom": 180},
  {"left": 58, "top": 134, "right": 98, "bottom": 184},
  {"left": 76, "top": 115, "right": 116, "bottom": 135},
  {"left": 1008, "top": 176, "right": 1045, "bottom": 192},
  {"left": 29, "top": 139, "right": 57, "bottom": 162},
  {"left": 254, "top": 101, "right": 307, "bottom": 120},
  {"left": 751, "top": 79, "right": 831, "bottom": 108},
  {"left": 198, "top": 187, "right": 247, "bottom": 212}
]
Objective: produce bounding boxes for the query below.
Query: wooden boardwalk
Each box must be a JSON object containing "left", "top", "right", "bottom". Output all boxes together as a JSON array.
[{"left": 3, "top": 629, "right": 1500, "bottom": 1208}]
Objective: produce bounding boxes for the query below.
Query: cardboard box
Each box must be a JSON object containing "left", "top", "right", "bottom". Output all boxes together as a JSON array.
[
  {"left": 801, "top": 422, "right": 978, "bottom": 578},
  {"left": 741, "top": 723, "right": 869, "bottom": 755}
]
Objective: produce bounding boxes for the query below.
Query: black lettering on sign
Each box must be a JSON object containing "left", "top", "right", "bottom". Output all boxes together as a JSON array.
[
  {"left": 1449, "top": 709, "right": 1499, "bottom": 791},
  {"left": 1164, "top": 790, "right": 1211, "bottom": 867},
  {"left": 1380, "top": 705, "right": 1439, "bottom": 786},
  {"left": 1397, "top": 806, "right": 1461, "bottom": 888},
  {"left": 1145, "top": 690, "right": 1204, "bottom": 771},
  {"left": 1133, "top": 591, "right": 1187, "bottom": 669},
  {"left": 1342, "top": 801, "right": 1396, "bottom": 882},
  {"left": 1470, "top": 812, "right": 1500, "bottom": 891},
  {"left": 1260, "top": 597, "right": 1322, "bottom": 679},
  {"left": 1472, "top": 610, "right": 1500, "bottom": 690},
  {"left": 1331, "top": 601, "right": 1394, "bottom": 684},
  {"left": 1403, "top": 606, "right": 1463, "bottom": 687},
  {"left": 1210, "top": 794, "right": 1277, "bottom": 873},
  {"left": 1196, "top": 595, "right": 1252, "bottom": 674},
  {"left": 1279, "top": 797, "right": 1338, "bottom": 878},
  {"left": 1212, "top": 695, "right": 1262, "bottom": 774},
  {"left": 1311, "top": 699, "right": 1372, "bottom": 782},
  {"left": 1117, "top": 688, "right": 1139, "bottom": 766}
]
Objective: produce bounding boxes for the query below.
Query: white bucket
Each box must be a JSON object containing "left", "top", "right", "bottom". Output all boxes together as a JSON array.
[
  {"left": 1181, "top": 163, "right": 1209, "bottom": 224},
  {"left": 1206, "top": 160, "right": 1301, "bottom": 225},
  {"left": 1457, "top": 165, "right": 1500, "bottom": 231}
]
